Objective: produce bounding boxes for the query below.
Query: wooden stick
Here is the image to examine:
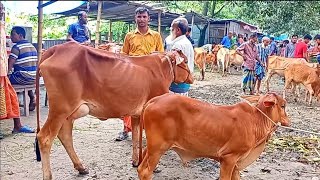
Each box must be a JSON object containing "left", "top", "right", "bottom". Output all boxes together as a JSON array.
[
  {"left": 157, "top": 10, "right": 161, "bottom": 33},
  {"left": 95, "top": 1, "right": 102, "bottom": 48}
]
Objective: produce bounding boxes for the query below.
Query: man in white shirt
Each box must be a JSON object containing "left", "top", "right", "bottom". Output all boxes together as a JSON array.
[{"left": 165, "top": 17, "right": 194, "bottom": 96}]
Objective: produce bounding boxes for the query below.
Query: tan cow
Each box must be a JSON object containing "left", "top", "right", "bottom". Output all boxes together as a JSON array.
[
  {"left": 265, "top": 56, "right": 308, "bottom": 92},
  {"left": 228, "top": 49, "right": 244, "bottom": 73},
  {"left": 216, "top": 45, "right": 230, "bottom": 76},
  {"left": 138, "top": 93, "right": 289, "bottom": 180},
  {"left": 194, "top": 47, "right": 207, "bottom": 80},
  {"left": 283, "top": 63, "right": 320, "bottom": 105},
  {"left": 194, "top": 47, "right": 217, "bottom": 80},
  {"left": 35, "top": 41, "right": 193, "bottom": 180}
]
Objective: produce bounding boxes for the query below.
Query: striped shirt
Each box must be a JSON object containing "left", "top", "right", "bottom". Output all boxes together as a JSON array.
[
  {"left": 9, "top": 40, "right": 38, "bottom": 82},
  {"left": 256, "top": 43, "right": 270, "bottom": 64}
]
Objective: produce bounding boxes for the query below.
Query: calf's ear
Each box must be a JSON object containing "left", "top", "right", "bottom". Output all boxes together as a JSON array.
[
  {"left": 263, "top": 95, "right": 277, "bottom": 107},
  {"left": 263, "top": 101, "right": 275, "bottom": 107}
]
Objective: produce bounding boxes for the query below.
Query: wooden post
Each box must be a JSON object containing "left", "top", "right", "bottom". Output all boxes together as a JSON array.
[
  {"left": 128, "top": 23, "right": 131, "bottom": 32},
  {"left": 108, "top": 19, "right": 112, "bottom": 42},
  {"left": 157, "top": 11, "right": 161, "bottom": 33},
  {"left": 37, "top": 0, "right": 43, "bottom": 60},
  {"left": 191, "top": 13, "right": 195, "bottom": 38},
  {"left": 95, "top": 1, "right": 102, "bottom": 48},
  {"left": 207, "top": 21, "right": 210, "bottom": 44}
]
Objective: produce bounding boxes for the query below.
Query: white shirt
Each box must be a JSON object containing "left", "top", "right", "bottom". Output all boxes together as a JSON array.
[{"left": 166, "top": 35, "right": 194, "bottom": 73}]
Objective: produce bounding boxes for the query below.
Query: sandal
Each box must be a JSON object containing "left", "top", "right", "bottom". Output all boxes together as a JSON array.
[
  {"left": 12, "top": 125, "right": 35, "bottom": 134},
  {"left": 0, "top": 131, "right": 4, "bottom": 139},
  {"left": 115, "top": 131, "right": 129, "bottom": 141}
]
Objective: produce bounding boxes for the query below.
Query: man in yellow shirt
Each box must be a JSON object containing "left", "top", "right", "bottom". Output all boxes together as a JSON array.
[{"left": 116, "top": 7, "right": 164, "bottom": 141}]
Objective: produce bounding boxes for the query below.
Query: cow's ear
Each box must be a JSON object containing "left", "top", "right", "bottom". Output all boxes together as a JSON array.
[{"left": 240, "top": 95, "right": 260, "bottom": 104}]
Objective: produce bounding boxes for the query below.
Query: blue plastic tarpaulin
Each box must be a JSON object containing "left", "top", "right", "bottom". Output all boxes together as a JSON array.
[{"left": 2, "top": 1, "right": 86, "bottom": 15}]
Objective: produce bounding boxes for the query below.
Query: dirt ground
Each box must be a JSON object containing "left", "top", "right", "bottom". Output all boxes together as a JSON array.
[{"left": 0, "top": 69, "right": 319, "bottom": 180}]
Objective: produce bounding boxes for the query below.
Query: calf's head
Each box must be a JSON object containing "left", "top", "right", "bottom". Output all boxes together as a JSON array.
[
  {"left": 166, "top": 50, "right": 194, "bottom": 84},
  {"left": 241, "top": 93, "right": 290, "bottom": 127}
]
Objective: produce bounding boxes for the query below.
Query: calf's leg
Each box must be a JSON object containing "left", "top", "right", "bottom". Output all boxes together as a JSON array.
[
  {"left": 304, "top": 84, "right": 314, "bottom": 106},
  {"left": 219, "top": 155, "right": 238, "bottom": 180},
  {"left": 138, "top": 142, "right": 170, "bottom": 180}
]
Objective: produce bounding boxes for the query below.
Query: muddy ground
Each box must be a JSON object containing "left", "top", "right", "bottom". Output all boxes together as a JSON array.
[{"left": 1, "top": 69, "right": 319, "bottom": 180}]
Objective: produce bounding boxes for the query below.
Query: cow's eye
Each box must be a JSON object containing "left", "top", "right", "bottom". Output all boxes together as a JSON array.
[{"left": 281, "top": 105, "right": 285, "bottom": 109}]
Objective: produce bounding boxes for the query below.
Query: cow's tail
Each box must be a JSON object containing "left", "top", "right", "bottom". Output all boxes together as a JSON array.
[{"left": 35, "top": 48, "right": 45, "bottom": 162}]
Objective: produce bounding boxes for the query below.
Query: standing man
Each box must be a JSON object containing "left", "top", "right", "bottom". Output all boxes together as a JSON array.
[
  {"left": 285, "top": 34, "right": 298, "bottom": 58},
  {"left": 231, "top": 32, "right": 238, "bottom": 49},
  {"left": 236, "top": 33, "right": 260, "bottom": 95},
  {"left": 165, "top": 17, "right": 194, "bottom": 96},
  {"left": 116, "top": 7, "right": 164, "bottom": 141},
  {"left": 221, "top": 32, "right": 233, "bottom": 49},
  {"left": 308, "top": 34, "right": 320, "bottom": 63},
  {"left": 185, "top": 26, "right": 195, "bottom": 47},
  {"left": 8, "top": 26, "right": 38, "bottom": 113},
  {"left": 67, "top": 11, "right": 91, "bottom": 44},
  {"left": 269, "top": 37, "right": 277, "bottom": 56},
  {"left": 254, "top": 37, "right": 270, "bottom": 94},
  {"left": 294, "top": 34, "right": 312, "bottom": 61}
]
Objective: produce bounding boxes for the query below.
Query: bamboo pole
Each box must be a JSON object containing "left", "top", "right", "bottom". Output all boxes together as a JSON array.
[
  {"left": 108, "top": 19, "right": 112, "bottom": 42},
  {"left": 128, "top": 23, "right": 131, "bottom": 32},
  {"left": 95, "top": 1, "right": 102, "bottom": 48},
  {"left": 37, "top": 0, "right": 43, "bottom": 59},
  {"left": 157, "top": 10, "right": 161, "bottom": 33},
  {"left": 191, "top": 13, "right": 195, "bottom": 38},
  {"left": 207, "top": 21, "right": 210, "bottom": 44}
]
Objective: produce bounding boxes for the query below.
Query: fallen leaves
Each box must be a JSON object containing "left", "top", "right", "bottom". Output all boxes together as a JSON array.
[{"left": 267, "top": 135, "right": 320, "bottom": 165}]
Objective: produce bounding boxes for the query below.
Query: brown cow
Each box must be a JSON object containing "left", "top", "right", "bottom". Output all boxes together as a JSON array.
[
  {"left": 265, "top": 56, "right": 307, "bottom": 92},
  {"left": 97, "top": 43, "right": 122, "bottom": 53},
  {"left": 283, "top": 63, "right": 320, "bottom": 105},
  {"left": 36, "top": 41, "right": 193, "bottom": 180},
  {"left": 138, "top": 93, "right": 290, "bottom": 180}
]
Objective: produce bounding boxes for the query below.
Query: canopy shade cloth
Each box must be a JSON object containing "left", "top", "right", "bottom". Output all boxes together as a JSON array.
[{"left": 2, "top": 1, "right": 86, "bottom": 15}]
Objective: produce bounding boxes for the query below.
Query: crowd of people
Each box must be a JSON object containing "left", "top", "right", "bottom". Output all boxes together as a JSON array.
[{"left": 197, "top": 31, "right": 320, "bottom": 95}]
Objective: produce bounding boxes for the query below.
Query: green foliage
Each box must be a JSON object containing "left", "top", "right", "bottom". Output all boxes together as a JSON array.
[
  {"left": 238, "top": 1, "right": 320, "bottom": 36},
  {"left": 28, "top": 14, "right": 68, "bottom": 40},
  {"left": 99, "top": 20, "right": 128, "bottom": 43}
]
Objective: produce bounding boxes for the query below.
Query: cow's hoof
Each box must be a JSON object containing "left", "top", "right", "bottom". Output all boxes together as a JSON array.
[{"left": 78, "top": 168, "right": 89, "bottom": 175}]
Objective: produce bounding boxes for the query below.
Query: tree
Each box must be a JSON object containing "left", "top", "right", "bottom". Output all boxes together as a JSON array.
[
  {"left": 238, "top": 1, "right": 320, "bottom": 36},
  {"left": 162, "top": 1, "right": 231, "bottom": 46}
]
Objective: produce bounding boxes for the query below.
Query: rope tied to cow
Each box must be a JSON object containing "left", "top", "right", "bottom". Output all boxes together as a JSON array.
[{"left": 239, "top": 96, "right": 320, "bottom": 136}]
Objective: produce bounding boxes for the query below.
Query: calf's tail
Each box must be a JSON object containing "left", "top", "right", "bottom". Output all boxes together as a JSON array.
[{"left": 138, "top": 102, "right": 151, "bottom": 165}]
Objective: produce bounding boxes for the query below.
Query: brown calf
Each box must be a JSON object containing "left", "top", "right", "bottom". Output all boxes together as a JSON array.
[
  {"left": 283, "top": 63, "right": 320, "bottom": 105},
  {"left": 138, "top": 93, "right": 290, "bottom": 180}
]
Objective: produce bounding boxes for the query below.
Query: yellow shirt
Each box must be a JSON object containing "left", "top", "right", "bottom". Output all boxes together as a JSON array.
[{"left": 121, "top": 28, "right": 164, "bottom": 56}]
